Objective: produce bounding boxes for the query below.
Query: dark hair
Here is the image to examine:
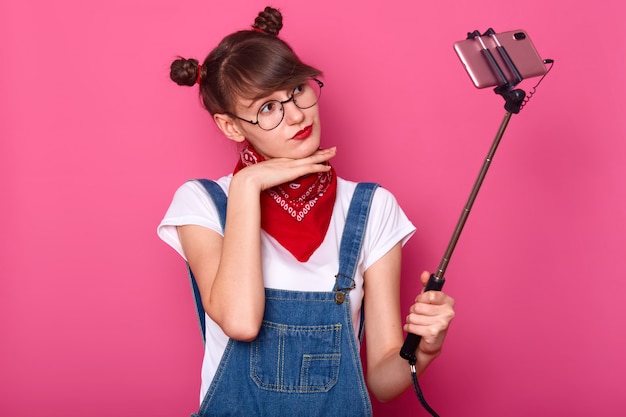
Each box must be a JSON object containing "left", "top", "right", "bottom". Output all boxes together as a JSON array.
[{"left": 170, "top": 6, "right": 322, "bottom": 116}]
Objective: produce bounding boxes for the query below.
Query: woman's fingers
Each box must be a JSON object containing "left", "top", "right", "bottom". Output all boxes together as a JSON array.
[
  {"left": 239, "top": 147, "right": 337, "bottom": 190},
  {"left": 404, "top": 291, "right": 455, "bottom": 345}
]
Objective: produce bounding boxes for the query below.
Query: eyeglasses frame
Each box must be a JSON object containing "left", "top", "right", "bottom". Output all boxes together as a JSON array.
[{"left": 227, "top": 78, "right": 324, "bottom": 131}]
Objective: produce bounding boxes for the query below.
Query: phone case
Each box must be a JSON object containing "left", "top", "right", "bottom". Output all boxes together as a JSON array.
[{"left": 454, "top": 30, "right": 547, "bottom": 88}]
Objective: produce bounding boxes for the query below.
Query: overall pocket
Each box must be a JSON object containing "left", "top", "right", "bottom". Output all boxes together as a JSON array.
[{"left": 250, "top": 321, "right": 342, "bottom": 393}]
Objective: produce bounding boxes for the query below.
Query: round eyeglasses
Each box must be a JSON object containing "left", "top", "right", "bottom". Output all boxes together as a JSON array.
[{"left": 229, "top": 78, "right": 323, "bottom": 131}]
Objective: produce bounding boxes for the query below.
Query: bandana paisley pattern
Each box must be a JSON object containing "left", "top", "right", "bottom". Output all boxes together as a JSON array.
[{"left": 234, "top": 143, "right": 337, "bottom": 262}]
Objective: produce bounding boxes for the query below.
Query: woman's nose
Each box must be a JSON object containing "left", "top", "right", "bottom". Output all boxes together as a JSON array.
[{"left": 283, "top": 100, "right": 305, "bottom": 125}]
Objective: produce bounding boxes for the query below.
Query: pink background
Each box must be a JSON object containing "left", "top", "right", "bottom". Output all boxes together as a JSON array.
[{"left": 2, "top": 0, "right": 625, "bottom": 416}]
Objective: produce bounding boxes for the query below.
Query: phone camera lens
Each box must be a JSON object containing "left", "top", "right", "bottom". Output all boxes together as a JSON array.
[{"left": 514, "top": 32, "right": 526, "bottom": 40}]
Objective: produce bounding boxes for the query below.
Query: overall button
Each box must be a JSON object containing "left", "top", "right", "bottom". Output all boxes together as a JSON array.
[{"left": 335, "top": 292, "right": 345, "bottom": 304}]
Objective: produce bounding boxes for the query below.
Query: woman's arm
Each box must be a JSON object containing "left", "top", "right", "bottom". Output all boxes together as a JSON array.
[
  {"left": 178, "top": 173, "right": 265, "bottom": 342},
  {"left": 363, "top": 243, "right": 455, "bottom": 402},
  {"left": 178, "top": 148, "right": 338, "bottom": 342}
]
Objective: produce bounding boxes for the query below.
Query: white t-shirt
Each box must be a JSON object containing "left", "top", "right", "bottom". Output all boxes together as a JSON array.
[{"left": 157, "top": 175, "right": 416, "bottom": 401}]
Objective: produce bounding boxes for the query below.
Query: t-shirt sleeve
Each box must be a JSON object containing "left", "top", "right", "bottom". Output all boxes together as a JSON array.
[
  {"left": 361, "top": 187, "right": 416, "bottom": 271},
  {"left": 156, "top": 180, "right": 225, "bottom": 261}
]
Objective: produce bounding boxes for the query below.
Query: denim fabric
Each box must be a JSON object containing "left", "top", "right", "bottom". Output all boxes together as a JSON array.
[
  {"left": 187, "top": 179, "right": 227, "bottom": 345},
  {"left": 191, "top": 181, "right": 379, "bottom": 417}
]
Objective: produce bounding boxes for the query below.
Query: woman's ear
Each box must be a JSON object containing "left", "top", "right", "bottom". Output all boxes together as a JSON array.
[{"left": 214, "top": 113, "right": 246, "bottom": 143}]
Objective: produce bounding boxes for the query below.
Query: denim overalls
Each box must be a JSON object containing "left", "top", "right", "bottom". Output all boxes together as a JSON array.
[{"left": 188, "top": 180, "right": 379, "bottom": 417}]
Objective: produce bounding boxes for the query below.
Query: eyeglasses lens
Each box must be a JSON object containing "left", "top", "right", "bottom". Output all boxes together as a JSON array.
[{"left": 257, "top": 79, "right": 322, "bottom": 130}]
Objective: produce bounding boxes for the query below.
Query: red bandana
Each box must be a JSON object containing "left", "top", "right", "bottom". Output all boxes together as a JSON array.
[{"left": 233, "top": 143, "right": 337, "bottom": 262}]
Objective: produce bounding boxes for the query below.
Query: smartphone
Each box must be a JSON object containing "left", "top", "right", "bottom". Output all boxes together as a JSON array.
[{"left": 454, "top": 29, "right": 547, "bottom": 88}]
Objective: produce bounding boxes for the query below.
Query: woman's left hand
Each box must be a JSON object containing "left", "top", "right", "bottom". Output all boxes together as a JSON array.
[{"left": 404, "top": 271, "right": 456, "bottom": 356}]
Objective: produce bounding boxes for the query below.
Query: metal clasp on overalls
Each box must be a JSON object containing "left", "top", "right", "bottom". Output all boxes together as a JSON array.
[{"left": 334, "top": 273, "right": 356, "bottom": 305}]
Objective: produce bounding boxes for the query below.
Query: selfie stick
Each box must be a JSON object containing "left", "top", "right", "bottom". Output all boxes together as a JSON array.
[
  {"left": 400, "top": 28, "right": 527, "bottom": 417},
  {"left": 398, "top": 110, "right": 518, "bottom": 359}
]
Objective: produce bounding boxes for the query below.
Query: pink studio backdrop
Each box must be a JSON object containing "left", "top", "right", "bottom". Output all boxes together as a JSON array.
[{"left": 2, "top": 0, "right": 625, "bottom": 416}]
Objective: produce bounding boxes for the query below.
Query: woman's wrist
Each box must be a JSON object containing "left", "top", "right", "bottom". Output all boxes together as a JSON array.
[{"left": 417, "top": 343, "right": 442, "bottom": 360}]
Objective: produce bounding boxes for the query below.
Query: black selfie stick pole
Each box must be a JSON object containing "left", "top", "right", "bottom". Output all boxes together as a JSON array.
[
  {"left": 399, "top": 29, "right": 526, "bottom": 417},
  {"left": 399, "top": 108, "right": 518, "bottom": 363}
]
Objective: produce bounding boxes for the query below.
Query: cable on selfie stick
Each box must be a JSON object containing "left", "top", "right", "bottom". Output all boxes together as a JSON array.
[
  {"left": 400, "top": 27, "right": 551, "bottom": 416},
  {"left": 520, "top": 59, "right": 554, "bottom": 110}
]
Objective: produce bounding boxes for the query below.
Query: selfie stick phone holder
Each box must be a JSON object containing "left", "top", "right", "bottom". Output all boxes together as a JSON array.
[{"left": 400, "top": 28, "right": 532, "bottom": 417}]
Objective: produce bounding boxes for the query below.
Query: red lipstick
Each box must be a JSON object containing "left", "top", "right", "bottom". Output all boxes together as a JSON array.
[{"left": 292, "top": 125, "right": 312, "bottom": 140}]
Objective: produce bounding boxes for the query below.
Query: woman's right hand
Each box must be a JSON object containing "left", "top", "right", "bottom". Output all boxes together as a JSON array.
[{"left": 233, "top": 147, "right": 337, "bottom": 191}]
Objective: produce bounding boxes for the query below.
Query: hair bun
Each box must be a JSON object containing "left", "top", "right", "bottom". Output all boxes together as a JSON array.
[
  {"left": 170, "top": 57, "right": 201, "bottom": 87},
  {"left": 252, "top": 6, "right": 283, "bottom": 36}
]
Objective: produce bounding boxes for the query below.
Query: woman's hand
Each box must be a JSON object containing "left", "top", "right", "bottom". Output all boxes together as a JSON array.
[
  {"left": 362, "top": 247, "right": 455, "bottom": 401},
  {"left": 404, "top": 271, "right": 455, "bottom": 356},
  {"left": 233, "top": 147, "right": 336, "bottom": 191}
]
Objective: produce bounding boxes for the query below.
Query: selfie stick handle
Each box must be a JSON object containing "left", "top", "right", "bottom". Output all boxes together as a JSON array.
[
  {"left": 400, "top": 110, "right": 514, "bottom": 363},
  {"left": 400, "top": 274, "right": 445, "bottom": 362}
]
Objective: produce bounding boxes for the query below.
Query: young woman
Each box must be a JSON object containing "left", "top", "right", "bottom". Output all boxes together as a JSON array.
[{"left": 158, "top": 6, "right": 455, "bottom": 416}]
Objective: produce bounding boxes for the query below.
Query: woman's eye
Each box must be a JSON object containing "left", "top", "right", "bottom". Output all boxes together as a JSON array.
[
  {"left": 259, "top": 101, "right": 279, "bottom": 115},
  {"left": 293, "top": 84, "right": 305, "bottom": 96}
]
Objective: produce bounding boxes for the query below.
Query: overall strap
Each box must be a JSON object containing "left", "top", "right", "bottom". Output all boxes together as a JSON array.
[
  {"left": 195, "top": 179, "right": 227, "bottom": 230},
  {"left": 186, "top": 179, "right": 227, "bottom": 344},
  {"left": 333, "top": 182, "right": 380, "bottom": 340}
]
